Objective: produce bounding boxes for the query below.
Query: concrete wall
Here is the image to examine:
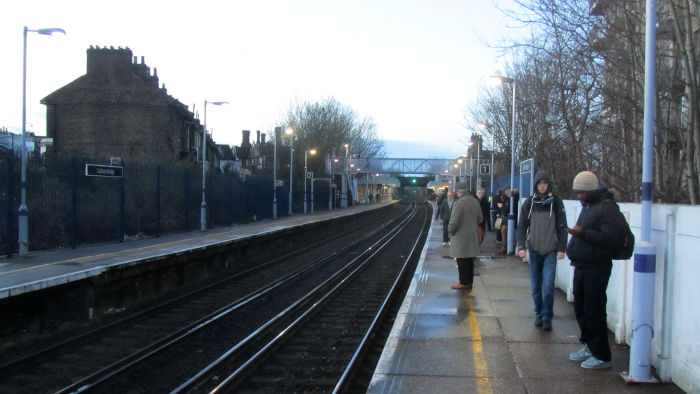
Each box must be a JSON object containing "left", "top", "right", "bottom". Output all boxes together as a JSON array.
[{"left": 554, "top": 200, "right": 700, "bottom": 393}]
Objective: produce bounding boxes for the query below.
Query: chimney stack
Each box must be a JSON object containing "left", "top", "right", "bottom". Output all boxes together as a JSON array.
[{"left": 242, "top": 130, "right": 251, "bottom": 146}]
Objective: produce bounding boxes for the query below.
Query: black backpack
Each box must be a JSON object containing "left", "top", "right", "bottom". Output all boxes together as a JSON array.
[{"left": 612, "top": 208, "right": 635, "bottom": 260}]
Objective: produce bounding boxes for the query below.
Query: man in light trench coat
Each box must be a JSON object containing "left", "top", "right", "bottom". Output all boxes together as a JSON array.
[{"left": 448, "top": 182, "right": 483, "bottom": 291}]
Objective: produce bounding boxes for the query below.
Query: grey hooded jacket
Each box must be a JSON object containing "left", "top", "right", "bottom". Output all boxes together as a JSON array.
[{"left": 517, "top": 170, "right": 568, "bottom": 255}]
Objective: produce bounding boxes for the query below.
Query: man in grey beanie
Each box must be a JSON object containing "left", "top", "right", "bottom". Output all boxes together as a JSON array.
[
  {"left": 447, "top": 182, "right": 483, "bottom": 291},
  {"left": 566, "top": 170, "right": 621, "bottom": 369},
  {"left": 517, "top": 170, "right": 568, "bottom": 331}
]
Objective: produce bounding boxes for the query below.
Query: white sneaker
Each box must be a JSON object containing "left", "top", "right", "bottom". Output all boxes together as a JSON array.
[
  {"left": 442, "top": 242, "right": 448, "bottom": 246},
  {"left": 569, "top": 345, "right": 592, "bottom": 361},
  {"left": 581, "top": 356, "right": 611, "bottom": 369}
]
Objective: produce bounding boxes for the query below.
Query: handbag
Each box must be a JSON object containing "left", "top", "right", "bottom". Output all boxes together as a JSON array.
[
  {"left": 494, "top": 217, "right": 502, "bottom": 230},
  {"left": 478, "top": 226, "right": 485, "bottom": 245}
]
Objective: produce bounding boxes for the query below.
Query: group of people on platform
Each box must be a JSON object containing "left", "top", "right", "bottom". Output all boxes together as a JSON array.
[{"left": 433, "top": 170, "right": 627, "bottom": 370}]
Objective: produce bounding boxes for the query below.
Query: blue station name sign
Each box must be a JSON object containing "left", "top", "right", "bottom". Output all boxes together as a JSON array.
[{"left": 85, "top": 164, "right": 124, "bottom": 178}]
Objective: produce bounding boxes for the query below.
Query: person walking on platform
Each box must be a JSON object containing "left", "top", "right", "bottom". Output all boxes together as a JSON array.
[
  {"left": 566, "top": 171, "right": 619, "bottom": 369},
  {"left": 477, "top": 187, "right": 490, "bottom": 231},
  {"left": 497, "top": 187, "right": 511, "bottom": 254},
  {"left": 439, "top": 191, "right": 456, "bottom": 246},
  {"left": 516, "top": 170, "right": 568, "bottom": 331},
  {"left": 448, "top": 182, "right": 483, "bottom": 291},
  {"left": 435, "top": 190, "right": 447, "bottom": 221}
]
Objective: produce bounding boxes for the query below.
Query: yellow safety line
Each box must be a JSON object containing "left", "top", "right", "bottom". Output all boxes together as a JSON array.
[{"left": 468, "top": 297, "right": 493, "bottom": 394}]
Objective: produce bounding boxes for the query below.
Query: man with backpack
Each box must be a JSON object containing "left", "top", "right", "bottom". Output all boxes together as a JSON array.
[
  {"left": 517, "top": 170, "right": 568, "bottom": 331},
  {"left": 565, "top": 171, "right": 627, "bottom": 369}
]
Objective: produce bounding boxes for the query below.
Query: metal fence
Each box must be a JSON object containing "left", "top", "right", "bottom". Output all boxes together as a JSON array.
[{"left": 1, "top": 153, "right": 332, "bottom": 256}]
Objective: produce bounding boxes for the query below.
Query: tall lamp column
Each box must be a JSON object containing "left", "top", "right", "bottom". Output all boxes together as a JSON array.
[
  {"left": 273, "top": 127, "right": 281, "bottom": 219},
  {"left": 285, "top": 127, "right": 295, "bottom": 215},
  {"left": 491, "top": 75, "right": 517, "bottom": 254},
  {"left": 201, "top": 100, "right": 228, "bottom": 231},
  {"left": 19, "top": 26, "right": 66, "bottom": 256},
  {"left": 304, "top": 149, "right": 317, "bottom": 213}
]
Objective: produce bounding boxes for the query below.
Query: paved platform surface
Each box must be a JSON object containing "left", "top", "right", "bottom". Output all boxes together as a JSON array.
[
  {"left": 368, "top": 211, "right": 684, "bottom": 394},
  {"left": 0, "top": 203, "right": 387, "bottom": 300}
]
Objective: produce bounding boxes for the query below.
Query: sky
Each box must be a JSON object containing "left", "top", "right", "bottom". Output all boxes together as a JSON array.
[{"left": 2, "top": 0, "right": 522, "bottom": 159}]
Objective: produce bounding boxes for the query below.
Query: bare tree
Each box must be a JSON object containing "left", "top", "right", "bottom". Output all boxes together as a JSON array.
[{"left": 280, "top": 97, "right": 385, "bottom": 189}]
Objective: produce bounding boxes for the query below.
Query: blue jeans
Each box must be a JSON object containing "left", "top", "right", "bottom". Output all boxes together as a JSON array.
[{"left": 528, "top": 250, "right": 557, "bottom": 321}]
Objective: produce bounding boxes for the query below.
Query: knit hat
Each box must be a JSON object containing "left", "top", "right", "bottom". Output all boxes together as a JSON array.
[
  {"left": 572, "top": 171, "right": 599, "bottom": 191},
  {"left": 457, "top": 182, "right": 469, "bottom": 191}
]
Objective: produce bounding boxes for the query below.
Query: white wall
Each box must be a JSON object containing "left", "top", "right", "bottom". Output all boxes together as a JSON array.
[{"left": 555, "top": 200, "right": 700, "bottom": 393}]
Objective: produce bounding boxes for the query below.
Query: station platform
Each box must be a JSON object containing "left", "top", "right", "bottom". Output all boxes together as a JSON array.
[
  {"left": 368, "top": 211, "right": 683, "bottom": 394},
  {"left": 0, "top": 203, "right": 388, "bottom": 301}
]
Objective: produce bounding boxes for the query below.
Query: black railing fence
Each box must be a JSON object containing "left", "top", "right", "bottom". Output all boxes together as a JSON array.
[{"left": 0, "top": 153, "right": 316, "bottom": 256}]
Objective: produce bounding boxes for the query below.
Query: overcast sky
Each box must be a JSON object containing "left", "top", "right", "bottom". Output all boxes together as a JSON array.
[{"left": 2, "top": 0, "right": 522, "bottom": 158}]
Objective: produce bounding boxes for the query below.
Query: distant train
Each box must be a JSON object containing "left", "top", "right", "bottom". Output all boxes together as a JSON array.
[{"left": 400, "top": 186, "right": 429, "bottom": 203}]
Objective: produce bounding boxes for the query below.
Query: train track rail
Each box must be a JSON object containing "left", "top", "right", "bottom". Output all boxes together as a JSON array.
[
  {"left": 0, "top": 205, "right": 410, "bottom": 393},
  {"left": 181, "top": 202, "right": 429, "bottom": 393}
]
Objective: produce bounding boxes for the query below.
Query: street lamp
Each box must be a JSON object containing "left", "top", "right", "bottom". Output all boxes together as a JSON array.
[
  {"left": 341, "top": 143, "right": 349, "bottom": 208},
  {"left": 490, "top": 74, "right": 517, "bottom": 254},
  {"left": 304, "top": 148, "right": 317, "bottom": 213},
  {"left": 285, "top": 127, "right": 295, "bottom": 215},
  {"left": 273, "top": 127, "right": 281, "bottom": 219},
  {"left": 201, "top": 100, "right": 228, "bottom": 231},
  {"left": 467, "top": 141, "right": 474, "bottom": 191},
  {"left": 18, "top": 26, "right": 66, "bottom": 256},
  {"left": 330, "top": 157, "right": 339, "bottom": 209}
]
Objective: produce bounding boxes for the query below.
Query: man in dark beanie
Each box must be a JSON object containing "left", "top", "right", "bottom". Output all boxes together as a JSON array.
[
  {"left": 517, "top": 170, "right": 568, "bottom": 331},
  {"left": 566, "top": 170, "right": 620, "bottom": 369},
  {"left": 448, "top": 182, "right": 483, "bottom": 291}
]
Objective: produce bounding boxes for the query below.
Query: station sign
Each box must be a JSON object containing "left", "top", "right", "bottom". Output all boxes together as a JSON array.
[
  {"left": 85, "top": 164, "right": 123, "bottom": 178},
  {"left": 306, "top": 171, "right": 313, "bottom": 178},
  {"left": 480, "top": 164, "right": 491, "bottom": 175},
  {"left": 274, "top": 180, "right": 284, "bottom": 187}
]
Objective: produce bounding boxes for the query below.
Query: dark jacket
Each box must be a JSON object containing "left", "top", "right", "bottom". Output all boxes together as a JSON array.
[
  {"left": 565, "top": 187, "right": 622, "bottom": 267},
  {"left": 498, "top": 191, "right": 511, "bottom": 217},
  {"left": 435, "top": 192, "right": 447, "bottom": 219},
  {"left": 439, "top": 197, "right": 456, "bottom": 222},
  {"left": 517, "top": 171, "right": 567, "bottom": 255},
  {"left": 478, "top": 196, "right": 490, "bottom": 228}
]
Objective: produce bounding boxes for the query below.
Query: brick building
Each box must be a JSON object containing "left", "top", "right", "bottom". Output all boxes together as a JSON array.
[{"left": 41, "top": 46, "right": 213, "bottom": 164}]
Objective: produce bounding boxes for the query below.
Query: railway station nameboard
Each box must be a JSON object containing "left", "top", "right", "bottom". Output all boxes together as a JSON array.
[{"left": 85, "top": 164, "right": 124, "bottom": 178}]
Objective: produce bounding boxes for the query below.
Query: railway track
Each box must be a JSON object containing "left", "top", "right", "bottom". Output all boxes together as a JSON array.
[
  {"left": 0, "top": 203, "right": 427, "bottom": 393},
  {"left": 179, "top": 202, "right": 429, "bottom": 393}
]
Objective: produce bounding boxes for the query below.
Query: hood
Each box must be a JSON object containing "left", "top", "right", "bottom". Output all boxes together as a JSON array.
[{"left": 533, "top": 170, "right": 552, "bottom": 194}]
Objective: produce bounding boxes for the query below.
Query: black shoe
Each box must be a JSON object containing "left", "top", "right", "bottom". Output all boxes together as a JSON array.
[
  {"left": 542, "top": 320, "right": 552, "bottom": 331},
  {"left": 535, "top": 316, "right": 543, "bottom": 327}
]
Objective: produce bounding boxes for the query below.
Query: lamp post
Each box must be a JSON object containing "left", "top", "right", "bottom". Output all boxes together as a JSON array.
[
  {"left": 303, "top": 148, "right": 317, "bottom": 213},
  {"left": 19, "top": 26, "right": 66, "bottom": 256},
  {"left": 285, "top": 127, "right": 295, "bottom": 215},
  {"left": 467, "top": 141, "right": 474, "bottom": 191},
  {"left": 476, "top": 136, "right": 481, "bottom": 188},
  {"left": 374, "top": 173, "right": 379, "bottom": 203},
  {"left": 330, "top": 157, "right": 339, "bottom": 209},
  {"left": 273, "top": 127, "right": 281, "bottom": 219},
  {"left": 477, "top": 123, "right": 495, "bottom": 198},
  {"left": 200, "top": 100, "right": 228, "bottom": 231},
  {"left": 491, "top": 74, "right": 517, "bottom": 254},
  {"left": 341, "top": 144, "right": 349, "bottom": 208}
]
